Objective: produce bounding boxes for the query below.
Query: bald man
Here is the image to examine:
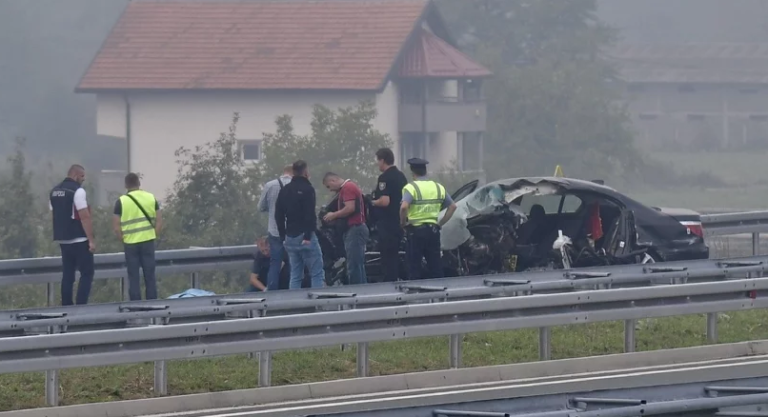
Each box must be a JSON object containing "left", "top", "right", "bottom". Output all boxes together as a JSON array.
[{"left": 49, "top": 164, "right": 95, "bottom": 305}]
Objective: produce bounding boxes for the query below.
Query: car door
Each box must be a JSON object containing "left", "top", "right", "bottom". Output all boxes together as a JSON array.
[{"left": 604, "top": 209, "right": 636, "bottom": 257}]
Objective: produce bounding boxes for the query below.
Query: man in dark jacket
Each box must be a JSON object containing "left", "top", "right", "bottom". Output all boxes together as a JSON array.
[
  {"left": 49, "top": 164, "right": 96, "bottom": 305},
  {"left": 274, "top": 160, "right": 325, "bottom": 289}
]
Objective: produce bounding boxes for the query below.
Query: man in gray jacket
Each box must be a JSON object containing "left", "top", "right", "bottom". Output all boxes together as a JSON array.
[{"left": 258, "top": 164, "right": 292, "bottom": 290}]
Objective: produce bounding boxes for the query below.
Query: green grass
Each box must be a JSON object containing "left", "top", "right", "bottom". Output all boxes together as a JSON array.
[{"left": 2, "top": 311, "right": 768, "bottom": 411}]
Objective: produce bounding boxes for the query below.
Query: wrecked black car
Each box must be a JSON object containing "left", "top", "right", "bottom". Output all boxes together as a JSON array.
[{"left": 438, "top": 177, "right": 710, "bottom": 276}]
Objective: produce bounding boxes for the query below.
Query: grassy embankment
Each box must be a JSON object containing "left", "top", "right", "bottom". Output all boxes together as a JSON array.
[{"left": 2, "top": 151, "right": 768, "bottom": 411}]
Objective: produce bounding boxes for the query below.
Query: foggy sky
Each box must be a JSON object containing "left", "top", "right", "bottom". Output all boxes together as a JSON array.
[{"left": 1, "top": 0, "right": 766, "bottom": 171}]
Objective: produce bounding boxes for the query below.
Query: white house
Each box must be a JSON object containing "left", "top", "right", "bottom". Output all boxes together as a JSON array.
[{"left": 76, "top": 0, "right": 492, "bottom": 198}]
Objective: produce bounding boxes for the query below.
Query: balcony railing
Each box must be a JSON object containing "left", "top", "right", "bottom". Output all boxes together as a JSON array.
[{"left": 399, "top": 97, "right": 487, "bottom": 133}]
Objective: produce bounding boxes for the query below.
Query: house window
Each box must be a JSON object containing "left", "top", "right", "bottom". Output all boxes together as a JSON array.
[
  {"left": 239, "top": 139, "right": 262, "bottom": 161},
  {"left": 459, "top": 132, "right": 483, "bottom": 172},
  {"left": 400, "top": 133, "right": 426, "bottom": 165},
  {"left": 399, "top": 80, "right": 425, "bottom": 104},
  {"left": 461, "top": 79, "right": 483, "bottom": 102},
  {"left": 678, "top": 84, "right": 696, "bottom": 93}
]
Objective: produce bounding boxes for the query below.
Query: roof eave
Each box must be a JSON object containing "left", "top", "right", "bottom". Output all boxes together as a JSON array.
[
  {"left": 75, "top": 86, "right": 384, "bottom": 95},
  {"left": 376, "top": 0, "right": 434, "bottom": 93}
]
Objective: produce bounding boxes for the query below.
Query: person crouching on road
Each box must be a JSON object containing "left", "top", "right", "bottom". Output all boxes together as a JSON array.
[
  {"left": 112, "top": 173, "right": 162, "bottom": 301},
  {"left": 275, "top": 160, "right": 325, "bottom": 289},
  {"left": 322, "top": 173, "right": 370, "bottom": 285},
  {"left": 399, "top": 158, "right": 457, "bottom": 280},
  {"left": 247, "top": 237, "right": 272, "bottom": 291}
]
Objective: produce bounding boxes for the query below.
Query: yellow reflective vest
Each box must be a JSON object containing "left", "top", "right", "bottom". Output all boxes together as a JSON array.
[
  {"left": 402, "top": 180, "right": 446, "bottom": 227},
  {"left": 119, "top": 190, "right": 157, "bottom": 244}
]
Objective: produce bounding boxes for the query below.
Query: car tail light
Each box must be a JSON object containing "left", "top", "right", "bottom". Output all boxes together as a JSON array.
[{"left": 686, "top": 223, "right": 704, "bottom": 238}]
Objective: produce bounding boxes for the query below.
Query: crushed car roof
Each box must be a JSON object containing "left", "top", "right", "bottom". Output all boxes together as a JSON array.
[{"left": 486, "top": 176, "right": 618, "bottom": 193}]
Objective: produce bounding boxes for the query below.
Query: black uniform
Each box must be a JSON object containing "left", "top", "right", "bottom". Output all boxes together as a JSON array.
[
  {"left": 49, "top": 178, "right": 94, "bottom": 306},
  {"left": 372, "top": 166, "right": 408, "bottom": 282}
]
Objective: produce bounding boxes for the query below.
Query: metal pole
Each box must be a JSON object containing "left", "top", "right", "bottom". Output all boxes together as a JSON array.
[
  {"left": 46, "top": 282, "right": 55, "bottom": 307},
  {"left": 539, "top": 327, "right": 551, "bottom": 361},
  {"left": 753, "top": 233, "right": 762, "bottom": 278},
  {"left": 121, "top": 276, "right": 129, "bottom": 301},
  {"left": 153, "top": 360, "right": 167, "bottom": 396},
  {"left": 707, "top": 312, "right": 718, "bottom": 343},
  {"left": 45, "top": 369, "right": 59, "bottom": 406},
  {"left": 152, "top": 318, "right": 168, "bottom": 395},
  {"left": 190, "top": 272, "right": 200, "bottom": 289},
  {"left": 753, "top": 232, "right": 760, "bottom": 256},
  {"left": 45, "top": 325, "right": 60, "bottom": 406},
  {"left": 356, "top": 342, "right": 369, "bottom": 377},
  {"left": 258, "top": 351, "right": 271, "bottom": 387},
  {"left": 624, "top": 319, "right": 636, "bottom": 352},
  {"left": 449, "top": 334, "right": 463, "bottom": 369}
]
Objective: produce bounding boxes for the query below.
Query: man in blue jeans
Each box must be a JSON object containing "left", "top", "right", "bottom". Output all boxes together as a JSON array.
[
  {"left": 274, "top": 160, "right": 325, "bottom": 289},
  {"left": 258, "top": 164, "right": 292, "bottom": 290},
  {"left": 322, "top": 173, "right": 369, "bottom": 285}
]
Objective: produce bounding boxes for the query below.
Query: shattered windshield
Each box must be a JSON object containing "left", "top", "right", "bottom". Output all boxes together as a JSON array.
[{"left": 439, "top": 180, "right": 562, "bottom": 250}]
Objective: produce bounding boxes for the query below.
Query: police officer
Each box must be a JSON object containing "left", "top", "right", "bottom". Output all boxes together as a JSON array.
[
  {"left": 399, "top": 158, "right": 458, "bottom": 280},
  {"left": 371, "top": 148, "right": 408, "bottom": 282}
]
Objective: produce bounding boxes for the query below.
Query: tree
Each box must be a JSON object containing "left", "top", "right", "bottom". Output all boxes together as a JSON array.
[
  {"left": 437, "top": 0, "right": 645, "bottom": 183},
  {"left": 260, "top": 100, "right": 392, "bottom": 196},
  {"left": 162, "top": 113, "right": 264, "bottom": 248},
  {"left": 161, "top": 101, "right": 392, "bottom": 249},
  {"left": 0, "top": 138, "right": 38, "bottom": 259}
]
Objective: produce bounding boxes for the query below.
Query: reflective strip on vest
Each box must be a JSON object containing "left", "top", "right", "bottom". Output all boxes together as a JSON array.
[
  {"left": 119, "top": 190, "right": 157, "bottom": 244},
  {"left": 403, "top": 180, "right": 445, "bottom": 226}
]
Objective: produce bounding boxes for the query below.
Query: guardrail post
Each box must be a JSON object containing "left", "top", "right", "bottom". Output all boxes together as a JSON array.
[
  {"left": 152, "top": 317, "right": 168, "bottom": 396},
  {"left": 350, "top": 304, "right": 369, "bottom": 377},
  {"left": 753, "top": 233, "right": 762, "bottom": 278},
  {"left": 46, "top": 282, "right": 55, "bottom": 307},
  {"left": 258, "top": 351, "right": 271, "bottom": 387},
  {"left": 356, "top": 342, "right": 369, "bottom": 377},
  {"left": 45, "top": 325, "right": 61, "bottom": 406},
  {"left": 449, "top": 334, "right": 463, "bottom": 368},
  {"left": 753, "top": 232, "right": 761, "bottom": 256},
  {"left": 121, "top": 276, "right": 129, "bottom": 301},
  {"left": 539, "top": 327, "right": 551, "bottom": 361},
  {"left": 707, "top": 312, "right": 718, "bottom": 343},
  {"left": 190, "top": 272, "right": 200, "bottom": 289},
  {"left": 624, "top": 319, "right": 636, "bottom": 352}
]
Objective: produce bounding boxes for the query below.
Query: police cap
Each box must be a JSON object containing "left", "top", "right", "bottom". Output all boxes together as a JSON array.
[{"left": 407, "top": 158, "right": 429, "bottom": 167}]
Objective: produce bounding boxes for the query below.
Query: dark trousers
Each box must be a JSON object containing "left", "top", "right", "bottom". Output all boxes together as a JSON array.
[
  {"left": 377, "top": 221, "right": 402, "bottom": 282},
  {"left": 60, "top": 241, "right": 94, "bottom": 306},
  {"left": 124, "top": 240, "right": 158, "bottom": 301},
  {"left": 406, "top": 224, "right": 443, "bottom": 280}
]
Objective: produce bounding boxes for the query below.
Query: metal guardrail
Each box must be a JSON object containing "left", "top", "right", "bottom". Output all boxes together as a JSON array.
[
  {"left": 3, "top": 255, "right": 763, "bottom": 336},
  {"left": 0, "top": 209, "right": 766, "bottom": 309},
  {"left": 2, "top": 253, "right": 764, "bottom": 406},
  {"left": 702, "top": 211, "right": 768, "bottom": 237},
  {"left": 2, "top": 276, "right": 767, "bottom": 408}
]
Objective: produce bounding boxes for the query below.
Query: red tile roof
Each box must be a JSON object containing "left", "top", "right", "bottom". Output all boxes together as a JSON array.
[
  {"left": 77, "top": 0, "right": 433, "bottom": 92},
  {"left": 398, "top": 29, "right": 492, "bottom": 79}
]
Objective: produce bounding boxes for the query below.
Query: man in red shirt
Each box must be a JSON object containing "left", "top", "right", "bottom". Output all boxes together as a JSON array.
[{"left": 322, "top": 172, "right": 370, "bottom": 285}]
